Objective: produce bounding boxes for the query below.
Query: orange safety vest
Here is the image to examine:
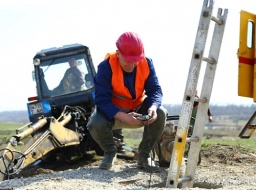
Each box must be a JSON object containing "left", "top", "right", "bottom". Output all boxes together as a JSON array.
[{"left": 106, "top": 52, "right": 150, "bottom": 111}]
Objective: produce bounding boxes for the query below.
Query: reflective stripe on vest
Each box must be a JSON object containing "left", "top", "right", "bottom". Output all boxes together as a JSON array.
[{"left": 108, "top": 53, "right": 149, "bottom": 111}]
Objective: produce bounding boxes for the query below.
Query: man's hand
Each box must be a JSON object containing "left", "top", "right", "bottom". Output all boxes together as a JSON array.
[
  {"left": 146, "top": 105, "right": 157, "bottom": 125},
  {"left": 114, "top": 111, "right": 145, "bottom": 126},
  {"left": 114, "top": 105, "right": 158, "bottom": 127}
]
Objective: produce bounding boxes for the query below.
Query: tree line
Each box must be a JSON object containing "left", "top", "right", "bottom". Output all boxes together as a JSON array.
[{"left": 163, "top": 104, "right": 256, "bottom": 122}]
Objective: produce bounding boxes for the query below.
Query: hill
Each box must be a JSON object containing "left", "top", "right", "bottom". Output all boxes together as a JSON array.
[{"left": 0, "top": 110, "right": 29, "bottom": 124}]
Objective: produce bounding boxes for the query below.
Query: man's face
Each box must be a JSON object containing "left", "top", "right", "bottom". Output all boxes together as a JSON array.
[
  {"left": 69, "top": 59, "right": 76, "bottom": 67},
  {"left": 116, "top": 50, "right": 138, "bottom": 73}
]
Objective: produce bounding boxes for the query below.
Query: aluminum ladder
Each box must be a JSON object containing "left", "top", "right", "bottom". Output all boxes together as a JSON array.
[{"left": 165, "top": 0, "right": 228, "bottom": 188}]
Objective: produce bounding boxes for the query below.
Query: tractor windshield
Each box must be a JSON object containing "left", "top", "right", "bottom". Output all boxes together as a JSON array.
[{"left": 38, "top": 54, "right": 94, "bottom": 98}]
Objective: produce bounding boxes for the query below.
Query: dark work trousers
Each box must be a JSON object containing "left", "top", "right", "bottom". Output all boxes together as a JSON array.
[{"left": 87, "top": 100, "right": 167, "bottom": 160}]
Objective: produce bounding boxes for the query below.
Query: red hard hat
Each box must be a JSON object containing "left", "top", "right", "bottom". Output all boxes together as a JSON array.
[{"left": 116, "top": 32, "right": 144, "bottom": 62}]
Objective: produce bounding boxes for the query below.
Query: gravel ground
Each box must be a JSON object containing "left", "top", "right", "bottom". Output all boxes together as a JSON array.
[{"left": 0, "top": 144, "right": 256, "bottom": 190}]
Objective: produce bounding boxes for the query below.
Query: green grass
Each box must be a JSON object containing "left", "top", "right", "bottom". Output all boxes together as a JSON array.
[
  {"left": 1, "top": 123, "right": 256, "bottom": 154},
  {"left": 202, "top": 137, "right": 256, "bottom": 153},
  {"left": 0, "top": 122, "right": 21, "bottom": 130},
  {"left": 0, "top": 123, "right": 22, "bottom": 139},
  {"left": 0, "top": 123, "right": 24, "bottom": 144},
  {"left": 122, "top": 128, "right": 142, "bottom": 150},
  {"left": 204, "top": 129, "right": 241, "bottom": 137},
  {"left": 123, "top": 128, "right": 256, "bottom": 153}
]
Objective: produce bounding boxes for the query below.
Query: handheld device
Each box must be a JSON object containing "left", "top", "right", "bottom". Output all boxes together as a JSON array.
[{"left": 136, "top": 115, "right": 150, "bottom": 121}]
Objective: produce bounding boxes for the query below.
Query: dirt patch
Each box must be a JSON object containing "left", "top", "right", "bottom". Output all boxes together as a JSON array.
[
  {"left": 12, "top": 144, "right": 256, "bottom": 180},
  {"left": 1, "top": 144, "right": 256, "bottom": 190},
  {"left": 201, "top": 144, "right": 255, "bottom": 165},
  {"left": 12, "top": 151, "right": 136, "bottom": 179}
]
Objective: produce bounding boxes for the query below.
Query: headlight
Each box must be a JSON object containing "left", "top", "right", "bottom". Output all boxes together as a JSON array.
[{"left": 33, "top": 58, "right": 41, "bottom": 66}]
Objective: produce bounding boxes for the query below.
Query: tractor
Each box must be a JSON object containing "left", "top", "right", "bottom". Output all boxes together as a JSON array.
[{"left": 0, "top": 44, "right": 130, "bottom": 181}]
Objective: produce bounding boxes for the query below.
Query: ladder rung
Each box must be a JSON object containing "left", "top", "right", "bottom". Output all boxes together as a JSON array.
[
  {"left": 178, "top": 176, "right": 191, "bottom": 183},
  {"left": 211, "top": 15, "right": 223, "bottom": 25},
  {"left": 194, "top": 97, "right": 207, "bottom": 103},
  {"left": 186, "top": 137, "right": 199, "bottom": 142},
  {"left": 202, "top": 57, "right": 215, "bottom": 64},
  {"left": 248, "top": 125, "right": 256, "bottom": 129},
  {"left": 240, "top": 136, "right": 250, "bottom": 139}
]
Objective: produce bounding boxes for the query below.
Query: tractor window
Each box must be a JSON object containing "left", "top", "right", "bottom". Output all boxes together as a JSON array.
[{"left": 39, "top": 55, "right": 93, "bottom": 97}]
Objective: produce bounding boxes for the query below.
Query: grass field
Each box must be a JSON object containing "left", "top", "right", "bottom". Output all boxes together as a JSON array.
[
  {"left": 1, "top": 123, "right": 255, "bottom": 154},
  {"left": 122, "top": 128, "right": 256, "bottom": 154},
  {"left": 0, "top": 123, "right": 22, "bottom": 136},
  {"left": 0, "top": 123, "right": 24, "bottom": 144},
  {"left": 201, "top": 137, "right": 256, "bottom": 153}
]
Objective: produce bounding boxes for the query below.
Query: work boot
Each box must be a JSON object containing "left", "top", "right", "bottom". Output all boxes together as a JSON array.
[
  {"left": 99, "top": 149, "right": 117, "bottom": 170},
  {"left": 137, "top": 156, "right": 161, "bottom": 173}
]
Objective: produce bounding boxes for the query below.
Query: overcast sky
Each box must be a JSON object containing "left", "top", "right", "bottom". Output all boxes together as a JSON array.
[{"left": 0, "top": 0, "right": 256, "bottom": 111}]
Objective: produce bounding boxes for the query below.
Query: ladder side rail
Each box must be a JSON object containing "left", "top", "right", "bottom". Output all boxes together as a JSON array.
[
  {"left": 182, "top": 8, "right": 228, "bottom": 188},
  {"left": 165, "top": 0, "right": 214, "bottom": 188},
  {"left": 239, "top": 111, "right": 256, "bottom": 138}
]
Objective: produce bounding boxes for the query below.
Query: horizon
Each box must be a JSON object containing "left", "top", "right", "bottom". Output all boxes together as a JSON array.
[{"left": 1, "top": 103, "right": 256, "bottom": 113}]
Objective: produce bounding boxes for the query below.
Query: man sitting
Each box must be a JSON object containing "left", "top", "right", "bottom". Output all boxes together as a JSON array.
[{"left": 52, "top": 58, "right": 85, "bottom": 95}]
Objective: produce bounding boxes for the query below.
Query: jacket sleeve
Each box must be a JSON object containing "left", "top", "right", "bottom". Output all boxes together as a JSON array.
[
  {"left": 94, "top": 60, "right": 120, "bottom": 120},
  {"left": 144, "top": 57, "right": 163, "bottom": 108}
]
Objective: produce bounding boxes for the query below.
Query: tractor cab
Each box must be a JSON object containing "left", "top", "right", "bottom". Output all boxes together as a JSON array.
[{"left": 28, "top": 44, "right": 96, "bottom": 122}]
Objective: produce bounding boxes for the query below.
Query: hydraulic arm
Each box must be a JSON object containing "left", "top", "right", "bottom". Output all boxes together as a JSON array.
[{"left": 0, "top": 111, "right": 82, "bottom": 181}]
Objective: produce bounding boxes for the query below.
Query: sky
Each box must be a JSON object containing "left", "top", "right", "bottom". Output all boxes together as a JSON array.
[{"left": 0, "top": 0, "right": 256, "bottom": 112}]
